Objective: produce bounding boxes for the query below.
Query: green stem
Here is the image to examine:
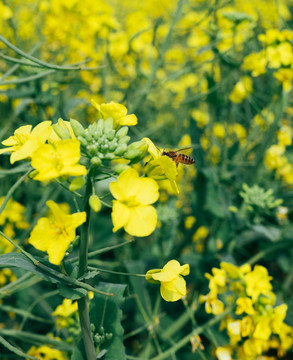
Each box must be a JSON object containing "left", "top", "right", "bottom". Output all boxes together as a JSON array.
[
  {"left": 0, "top": 35, "right": 104, "bottom": 71},
  {"left": 88, "top": 266, "right": 145, "bottom": 277},
  {"left": 0, "top": 70, "right": 56, "bottom": 85},
  {"left": 77, "top": 171, "right": 97, "bottom": 360},
  {"left": 152, "top": 307, "right": 232, "bottom": 360}
]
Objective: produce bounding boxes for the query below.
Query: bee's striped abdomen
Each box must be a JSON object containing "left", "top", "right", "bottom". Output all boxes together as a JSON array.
[{"left": 177, "top": 154, "right": 195, "bottom": 165}]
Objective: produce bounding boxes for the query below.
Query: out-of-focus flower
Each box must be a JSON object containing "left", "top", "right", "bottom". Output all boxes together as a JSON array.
[
  {"left": 28, "top": 201, "right": 86, "bottom": 265},
  {"left": 0, "top": 121, "right": 51, "bottom": 164},
  {"left": 91, "top": 100, "right": 137, "bottom": 129},
  {"left": 52, "top": 298, "right": 78, "bottom": 328},
  {"left": 274, "top": 68, "right": 293, "bottom": 91},
  {"left": 27, "top": 344, "right": 67, "bottom": 360},
  {"left": 31, "top": 139, "right": 87, "bottom": 181},
  {"left": 229, "top": 77, "right": 253, "bottom": 103},
  {"left": 146, "top": 260, "right": 189, "bottom": 301},
  {"left": 110, "top": 168, "right": 159, "bottom": 236}
]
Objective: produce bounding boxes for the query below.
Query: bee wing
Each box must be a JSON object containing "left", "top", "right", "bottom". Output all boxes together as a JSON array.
[{"left": 175, "top": 146, "right": 193, "bottom": 153}]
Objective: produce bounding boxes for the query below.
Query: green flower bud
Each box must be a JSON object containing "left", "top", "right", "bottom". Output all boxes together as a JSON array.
[
  {"left": 118, "top": 135, "right": 131, "bottom": 145},
  {"left": 85, "top": 132, "right": 93, "bottom": 142},
  {"left": 89, "top": 194, "right": 102, "bottom": 213},
  {"left": 124, "top": 149, "right": 142, "bottom": 160},
  {"left": 100, "top": 327, "right": 105, "bottom": 335},
  {"left": 106, "top": 129, "right": 115, "bottom": 141},
  {"left": 104, "top": 153, "right": 115, "bottom": 160},
  {"left": 77, "top": 136, "right": 88, "bottom": 147},
  {"left": 69, "top": 177, "right": 86, "bottom": 191},
  {"left": 70, "top": 118, "right": 87, "bottom": 138},
  {"left": 66, "top": 244, "right": 73, "bottom": 253},
  {"left": 129, "top": 142, "right": 149, "bottom": 164},
  {"left": 109, "top": 140, "right": 118, "bottom": 152},
  {"left": 114, "top": 143, "right": 127, "bottom": 156},
  {"left": 91, "top": 157, "right": 102, "bottom": 166},
  {"left": 87, "top": 144, "right": 98, "bottom": 155},
  {"left": 73, "top": 235, "right": 80, "bottom": 246},
  {"left": 112, "top": 164, "right": 129, "bottom": 174},
  {"left": 52, "top": 123, "right": 71, "bottom": 140},
  {"left": 104, "top": 117, "right": 114, "bottom": 132},
  {"left": 105, "top": 333, "right": 113, "bottom": 340},
  {"left": 96, "top": 119, "right": 104, "bottom": 136},
  {"left": 128, "top": 140, "right": 147, "bottom": 151},
  {"left": 90, "top": 324, "right": 96, "bottom": 332},
  {"left": 116, "top": 126, "right": 128, "bottom": 139}
]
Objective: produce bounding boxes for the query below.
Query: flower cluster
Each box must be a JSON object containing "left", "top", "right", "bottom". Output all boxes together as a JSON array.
[{"left": 201, "top": 262, "right": 293, "bottom": 359}]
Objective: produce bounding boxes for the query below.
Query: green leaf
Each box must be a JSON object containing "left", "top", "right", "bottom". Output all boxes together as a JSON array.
[
  {"left": 90, "top": 282, "right": 127, "bottom": 360},
  {"left": 0, "top": 335, "right": 38, "bottom": 359},
  {"left": 0, "top": 253, "right": 58, "bottom": 283},
  {"left": 57, "top": 283, "right": 88, "bottom": 300},
  {"left": 78, "top": 270, "right": 100, "bottom": 281}
]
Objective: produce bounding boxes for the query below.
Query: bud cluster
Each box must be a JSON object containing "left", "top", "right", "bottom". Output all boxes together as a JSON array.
[{"left": 70, "top": 118, "right": 148, "bottom": 169}]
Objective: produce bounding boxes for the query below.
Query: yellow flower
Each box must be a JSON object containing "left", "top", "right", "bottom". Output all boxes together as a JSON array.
[
  {"left": 0, "top": 121, "right": 51, "bottom": 164},
  {"left": 215, "top": 347, "right": 232, "bottom": 360},
  {"left": 27, "top": 345, "right": 67, "bottom": 360},
  {"left": 236, "top": 297, "right": 255, "bottom": 315},
  {"left": 212, "top": 123, "right": 226, "bottom": 140},
  {"left": 31, "top": 139, "right": 87, "bottom": 182},
  {"left": 110, "top": 168, "right": 159, "bottom": 237},
  {"left": 253, "top": 316, "right": 272, "bottom": 340},
  {"left": 192, "top": 226, "right": 208, "bottom": 242},
  {"left": 146, "top": 260, "right": 189, "bottom": 302},
  {"left": 274, "top": 68, "right": 293, "bottom": 91},
  {"left": 229, "top": 77, "right": 253, "bottom": 103},
  {"left": 91, "top": 100, "right": 137, "bottom": 129},
  {"left": 142, "top": 137, "right": 179, "bottom": 194},
  {"left": 28, "top": 201, "right": 86, "bottom": 265},
  {"left": 52, "top": 298, "right": 78, "bottom": 328},
  {"left": 244, "top": 265, "right": 273, "bottom": 301},
  {"left": 264, "top": 145, "right": 287, "bottom": 171}
]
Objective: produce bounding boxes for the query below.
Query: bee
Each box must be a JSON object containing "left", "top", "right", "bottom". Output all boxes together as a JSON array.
[{"left": 162, "top": 147, "right": 195, "bottom": 167}]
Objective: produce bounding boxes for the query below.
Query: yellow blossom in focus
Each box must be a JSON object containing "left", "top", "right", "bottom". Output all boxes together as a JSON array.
[
  {"left": 31, "top": 139, "right": 87, "bottom": 182},
  {"left": 27, "top": 345, "right": 67, "bottom": 360},
  {"left": 110, "top": 168, "right": 159, "bottom": 237},
  {"left": 0, "top": 121, "right": 51, "bottom": 164},
  {"left": 142, "top": 137, "right": 179, "bottom": 194},
  {"left": 145, "top": 260, "right": 189, "bottom": 302},
  {"left": 28, "top": 200, "right": 86, "bottom": 265},
  {"left": 91, "top": 100, "right": 137, "bottom": 129}
]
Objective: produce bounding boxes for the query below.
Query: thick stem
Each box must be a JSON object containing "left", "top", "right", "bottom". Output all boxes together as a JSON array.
[{"left": 77, "top": 172, "right": 96, "bottom": 360}]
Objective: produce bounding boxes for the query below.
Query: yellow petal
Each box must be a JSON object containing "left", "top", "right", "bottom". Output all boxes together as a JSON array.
[
  {"left": 134, "top": 177, "right": 159, "bottom": 205},
  {"left": 142, "top": 137, "right": 160, "bottom": 158},
  {"left": 160, "top": 277, "right": 186, "bottom": 302},
  {"left": 124, "top": 205, "right": 157, "bottom": 237},
  {"left": 30, "top": 121, "right": 52, "bottom": 143},
  {"left": 111, "top": 200, "right": 131, "bottom": 232},
  {"left": 110, "top": 168, "right": 139, "bottom": 201},
  {"left": 180, "top": 264, "right": 190, "bottom": 276},
  {"left": 119, "top": 114, "right": 137, "bottom": 126}
]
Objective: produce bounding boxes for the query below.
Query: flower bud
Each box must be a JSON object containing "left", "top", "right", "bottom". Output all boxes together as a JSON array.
[
  {"left": 91, "top": 157, "right": 102, "bottom": 166},
  {"left": 106, "top": 129, "right": 115, "bottom": 141},
  {"left": 114, "top": 143, "right": 127, "bottom": 156},
  {"left": 69, "top": 177, "right": 86, "bottom": 191},
  {"left": 104, "top": 153, "right": 115, "bottom": 160},
  {"left": 124, "top": 149, "right": 142, "bottom": 160},
  {"left": 96, "top": 119, "right": 104, "bottom": 136},
  {"left": 70, "top": 119, "right": 87, "bottom": 138},
  {"left": 109, "top": 140, "right": 118, "bottom": 152},
  {"left": 77, "top": 136, "right": 88, "bottom": 147},
  {"left": 112, "top": 163, "right": 129, "bottom": 174},
  {"left": 89, "top": 195, "right": 102, "bottom": 213},
  {"left": 52, "top": 124, "right": 71, "bottom": 140},
  {"left": 118, "top": 135, "right": 131, "bottom": 145},
  {"left": 104, "top": 117, "right": 114, "bottom": 133},
  {"left": 116, "top": 126, "right": 128, "bottom": 139}
]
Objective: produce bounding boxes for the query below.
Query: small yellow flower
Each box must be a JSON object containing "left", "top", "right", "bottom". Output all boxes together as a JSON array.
[
  {"left": 91, "top": 100, "right": 137, "bottom": 129},
  {"left": 27, "top": 345, "right": 67, "bottom": 360},
  {"left": 0, "top": 121, "right": 51, "bottom": 164},
  {"left": 192, "top": 226, "right": 208, "bottom": 242},
  {"left": 229, "top": 77, "right": 253, "bottom": 103},
  {"left": 142, "top": 137, "right": 179, "bottom": 194},
  {"left": 110, "top": 168, "right": 159, "bottom": 237},
  {"left": 244, "top": 265, "right": 273, "bottom": 301},
  {"left": 31, "top": 139, "right": 87, "bottom": 182},
  {"left": 215, "top": 346, "right": 232, "bottom": 360},
  {"left": 146, "top": 260, "right": 190, "bottom": 302},
  {"left": 274, "top": 68, "right": 293, "bottom": 92},
  {"left": 52, "top": 298, "right": 78, "bottom": 328},
  {"left": 28, "top": 201, "right": 86, "bottom": 265},
  {"left": 235, "top": 297, "right": 255, "bottom": 315}
]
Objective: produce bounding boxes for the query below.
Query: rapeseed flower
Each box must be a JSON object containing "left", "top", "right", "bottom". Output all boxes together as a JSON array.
[
  {"left": 27, "top": 345, "right": 67, "bottom": 360},
  {"left": 91, "top": 100, "right": 137, "bottom": 130},
  {"left": 142, "top": 137, "right": 179, "bottom": 194},
  {"left": 28, "top": 200, "right": 86, "bottom": 265},
  {"left": 31, "top": 139, "right": 86, "bottom": 182},
  {"left": 110, "top": 168, "right": 159, "bottom": 237},
  {"left": 0, "top": 121, "right": 51, "bottom": 164},
  {"left": 145, "top": 260, "right": 190, "bottom": 301}
]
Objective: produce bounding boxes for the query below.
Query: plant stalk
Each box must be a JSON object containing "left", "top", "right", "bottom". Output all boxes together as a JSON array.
[{"left": 77, "top": 171, "right": 97, "bottom": 360}]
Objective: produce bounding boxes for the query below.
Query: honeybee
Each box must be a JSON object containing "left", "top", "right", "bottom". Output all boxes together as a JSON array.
[{"left": 162, "top": 147, "right": 195, "bottom": 167}]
